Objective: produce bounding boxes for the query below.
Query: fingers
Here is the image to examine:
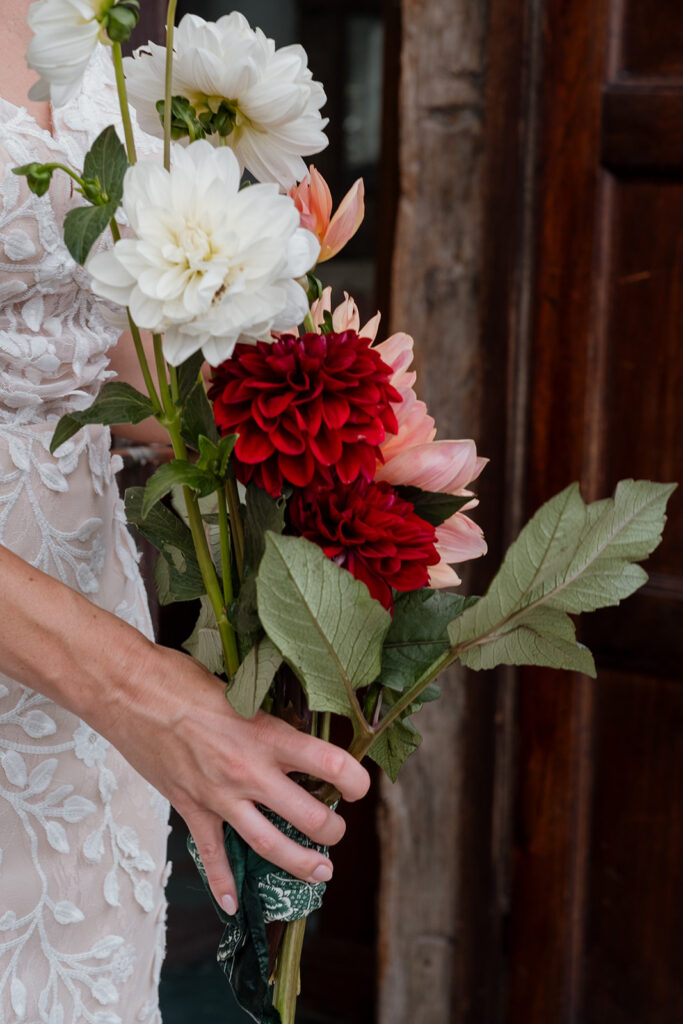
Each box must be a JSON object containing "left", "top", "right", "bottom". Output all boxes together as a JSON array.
[
  {"left": 231, "top": 802, "right": 334, "bottom": 885},
  {"left": 262, "top": 773, "right": 347, "bottom": 848},
  {"left": 184, "top": 807, "right": 238, "bottom": 915},
  {"left": 257, "top": 714, "right": 371, "bottom": 802}
]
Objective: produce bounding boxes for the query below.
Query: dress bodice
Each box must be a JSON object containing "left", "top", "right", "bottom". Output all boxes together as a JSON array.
[
  {"left": 0, "top": 49, "right": 169, "bottom": 1024},
  {"left": 0, "top": 46, "right": 155, "bottom": 426}
]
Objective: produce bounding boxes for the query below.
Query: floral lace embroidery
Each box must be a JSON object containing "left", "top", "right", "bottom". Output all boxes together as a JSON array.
[{"left": 0, "top": 46, "right": 169, "bottom": 1024}]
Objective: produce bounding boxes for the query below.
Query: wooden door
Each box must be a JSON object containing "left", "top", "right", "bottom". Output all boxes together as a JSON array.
[
  {"left": 493, "top": 0, "right": 683, "bottom": 1020},
  {"left": 380, "top": 1, "right": 682, "bottom": 1021}
]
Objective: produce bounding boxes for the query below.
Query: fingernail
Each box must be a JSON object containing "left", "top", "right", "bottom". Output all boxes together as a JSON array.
[
  {"left": 221, "top": 894, "right": 237, "bottom": 915},
  {"left": 311, "top": 864, "right": 333, "bottom": 883}
]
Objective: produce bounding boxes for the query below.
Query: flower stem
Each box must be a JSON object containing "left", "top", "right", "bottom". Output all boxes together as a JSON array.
[
  {"left": 272, "top": 918, "right": 306, "bottom": 1024},
  {"left": 163, "top": 0, "right": 179, "bottom": 171},
  {"left": 225, "top": 477, "right": 244, "bottom": 579},
  {"left": 151, "top": 335, "right": 240, "bottom": 677},
  {"left": 217, "top": 486, "right": 234, "bottom": 610},
  {"left": 108, "top": 221, "right": 161, "bottom": 413},
  {"left": 111, "top": 42, "right": 137, "bottom": 164},
  {"left": 303, "top": 310, "right": 317, "bottom": 333}
]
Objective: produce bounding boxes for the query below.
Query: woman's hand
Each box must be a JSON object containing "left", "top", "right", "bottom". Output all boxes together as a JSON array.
[
  {"left": 0, "top": 545, "right": 370, "bottom": 915},
  {"left": 106, "top": 642, "right": 370, "bottom": 915}
]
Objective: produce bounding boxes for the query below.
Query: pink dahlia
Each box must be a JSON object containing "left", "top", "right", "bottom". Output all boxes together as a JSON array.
[
  {"left": 289, "top": 166, "right": 365, "bottom": 263},
  {"left": 209, "top": 331, "right": 400, "bottom": 497},
  {"left": 373, "top": 331, "right": 488, "bottom": 587},
  {"left": 288, "top": 479, "right": 440, "bottom": 611}
]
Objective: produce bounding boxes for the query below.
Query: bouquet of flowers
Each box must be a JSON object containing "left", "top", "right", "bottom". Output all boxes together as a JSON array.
[{"left": 18, "top": 1, "right": 675, "bottom": 1021}]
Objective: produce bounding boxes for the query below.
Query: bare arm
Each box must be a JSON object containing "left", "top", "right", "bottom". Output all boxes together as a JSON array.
[{"left": 0, "top": 544, "right": 369, "bottom": 912}]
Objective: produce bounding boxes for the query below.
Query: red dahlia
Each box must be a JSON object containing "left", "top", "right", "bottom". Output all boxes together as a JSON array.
[
  {"left": 209, "top": 331, "right": 400, "bottom": 496},
  {"left": 288, "top": 479, "right": 440, "bottom": 611}
]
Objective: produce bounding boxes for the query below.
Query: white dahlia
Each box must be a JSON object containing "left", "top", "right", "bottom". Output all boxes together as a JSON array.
[
  {"left": 27, "top": 0, "right": 108, "bottom": 107},
  {"left": 123, "top": 12, "right": 328, "bottom": 189},
  {"left": 87, "top": 141, "right": 319, "bottom": 366}
]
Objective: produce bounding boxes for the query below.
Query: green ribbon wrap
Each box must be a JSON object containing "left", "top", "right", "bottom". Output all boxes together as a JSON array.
[{"left": 188, "top": 807, "right": 328, "bottom": 1023}]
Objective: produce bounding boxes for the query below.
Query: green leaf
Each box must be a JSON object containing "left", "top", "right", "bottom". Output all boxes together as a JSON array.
[
  {"left": 381, "top": 589, "right": 477, "bottom": 693},
  {"left": 125, "top": 486, "right": 205, "bottom": 603},
  {"left": 367, "top": 718, "right": 421, "bottom": 782},
  {"left": 182, "top": 596, "right": 225, "bottom": 676},
  {"left": 196, "top": 433, "right": 237, "bottom": 478},
  {"left": 63, "top": 202, "right": 117, "bottom": 265},
  {"left": 227, "top": 637, "right": 282, "bottom": 719},
  {"left": 141, "top": 459, "right": 219, "bottom": 518},
  {"left": 50, "top": 382, "right": 155, "bottom": 453},
  {"left": 177, "top": 351, "right": 205, "bottom": 403},
  {"left": 82, "top": 125, "right": 128, "bottom": 205},
  {"left": 180, "top": 377, "right": 219, "bottom": 448},
  {"left": 448, "top": 479, "right": 676, "bottom": 676},
  {"left": 306, "top": 272, "right": 323, "bottom": 304},
  {"left": 256, "top": 534, "right": 391, "bottom": 721},
  {"left": 394, "top": 487, "right": 472, "bottom": 526},
  {"left": 459, "top": 606, "right": 596, "bottom": 674},
  {"left": 62, "top": 126, "right": 129, "bottom": 263},
  {"left": 231, "top": 485, "right": 285, "bottom": 642}
]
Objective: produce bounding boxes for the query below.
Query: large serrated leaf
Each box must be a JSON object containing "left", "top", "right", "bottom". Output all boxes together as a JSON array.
[
  {"left": 449, "top": 479, "right": 676, "bottom": 674},
  {"left": 227, "top": 637, "right": 281, "bottom": 719},
  {"left": 461, "top": 606, "right": 596, "bottom": 675},
  {"left": 256, "top": 534, "right": 391, "bottom": 721},
  {"left": 50, "top": 382, "right": 155, "bottom": 453},
  {"left": 381, "top": 589, "right": 477, "bottom": 692}
]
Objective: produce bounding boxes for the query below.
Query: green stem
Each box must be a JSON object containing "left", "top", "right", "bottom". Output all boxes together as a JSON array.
[
  {"left": 217, "top": 486, "right": 234, "bottom": 610},
  {"left": 108, "top": 221, "right": 161, "bottom": 412},
  {"left": 111, "top": 42, "right": 137, "bottom": 164},
  {"left": 225, "top": 477, "right": 244, "bottom": 579},
  {"left": 169, "top": 363, "right": 179, "bottom": 404},
  {"left": 44, "top": 163, "right": 86, "bottom": 188},
  {"left": 152, "top": 333, "right": 173, "bottom": 412},
  {"left": 370, "top": 647, "right": 455, "bottom": 745},
  {"left": 320, "top": 711, "right": 331, "bottom": 743},
  {"left": 163, "top": 0, "right": 179, "bottom": 170},
  {"left": 151, "top": 336, "right": 239, "bottom": 677},
  {"left": 272, "top": 918, "right": 306, "bottom": 1024}
]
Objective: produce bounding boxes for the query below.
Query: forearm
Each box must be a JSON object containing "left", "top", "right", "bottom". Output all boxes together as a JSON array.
[{"left": 0, "top": 543, "right": 152, "bottom": 731}]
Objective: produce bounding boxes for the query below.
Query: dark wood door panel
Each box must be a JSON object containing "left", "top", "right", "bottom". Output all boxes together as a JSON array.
[
  {"left": 583, "top": 670, "right": 683, "bottom": 1024},
  {"left": 600, "top": 178, "right": 683, "bottom": 577},
  {"left": 602, "top": 87, "right": 683, "bottom": 173},
  {"left": 620, "top": 1, "right": 683, "bottom": 76}
]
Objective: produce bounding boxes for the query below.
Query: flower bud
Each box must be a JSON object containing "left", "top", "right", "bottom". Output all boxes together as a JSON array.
[
  {"left": 12, "top": 162, "right": 55, "bottom": 197},
  {"left": 105, "top": 2, "right": 140, "bottom": 45},
  {"left": 155, "top": 97, "right": 207, "bottom": 142}
]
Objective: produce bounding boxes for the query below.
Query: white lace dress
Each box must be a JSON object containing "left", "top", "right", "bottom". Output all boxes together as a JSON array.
[{"left": 0, "top": 49, "right": 170, "bottom": 1023}]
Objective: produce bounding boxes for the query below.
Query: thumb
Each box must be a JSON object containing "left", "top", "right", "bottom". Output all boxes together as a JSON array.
[{"left": 184, "top": 807, "right": 238, "bottom": 916}]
